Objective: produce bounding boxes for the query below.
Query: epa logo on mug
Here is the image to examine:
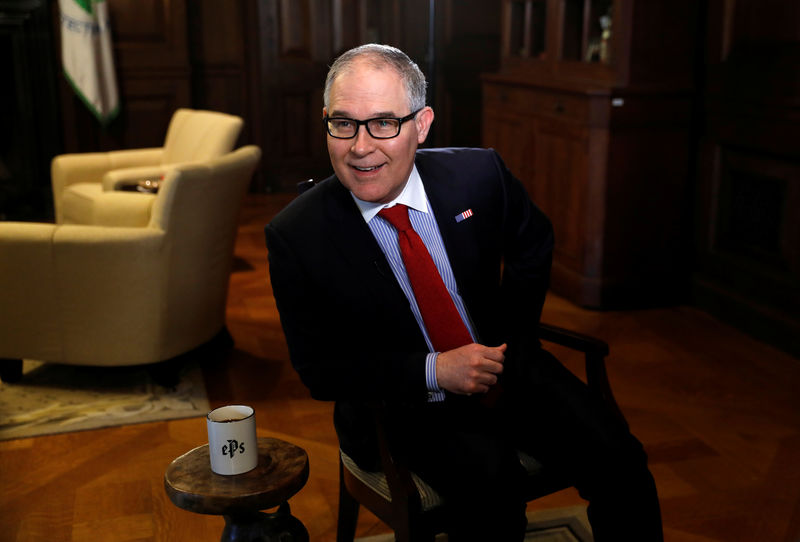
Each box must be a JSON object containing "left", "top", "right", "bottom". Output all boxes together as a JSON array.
[
  {"left": 207, "top": 405, "right": 258, "bottom": 475},
  {"left": 222, "top": 439, "right": 246, "bottom": 458}
]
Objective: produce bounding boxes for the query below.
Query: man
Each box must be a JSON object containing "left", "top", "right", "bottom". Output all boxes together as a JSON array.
[{"left": 265, "top": 44, "right": 662, "bottom": 541}]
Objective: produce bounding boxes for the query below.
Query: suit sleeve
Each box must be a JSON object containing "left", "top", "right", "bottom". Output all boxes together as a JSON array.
[
  {"left": 265, "top": 220, "right": 430, "bottom": 403},
  {"left": 492, "top": 150, "right": 554, "bottom": 357}
]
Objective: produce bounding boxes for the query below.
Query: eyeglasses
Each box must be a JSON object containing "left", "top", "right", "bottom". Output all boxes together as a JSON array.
[{"left": 324, "top": 108, "right": 422, "bottom": 139}]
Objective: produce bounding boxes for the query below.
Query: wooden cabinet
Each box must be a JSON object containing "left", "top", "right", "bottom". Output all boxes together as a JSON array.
[
  {"left": 693, "top": 0, "right": 800, "bottom": 357},
  {"left": 482, "top": 0, "right": 700, "bottom": 307}
]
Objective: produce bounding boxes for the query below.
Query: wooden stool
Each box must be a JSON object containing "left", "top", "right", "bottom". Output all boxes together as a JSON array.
[{"left": 164, "top": 437, "right": 309, "bottom": 542}]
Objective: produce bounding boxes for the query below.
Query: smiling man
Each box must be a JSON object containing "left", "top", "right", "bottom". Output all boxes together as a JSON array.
[
  {"left": 265, "top": 44, "right": 663, "bottom": 541},
  {"left": 322, "top": 51, "right": 432, "bottom": 204}
]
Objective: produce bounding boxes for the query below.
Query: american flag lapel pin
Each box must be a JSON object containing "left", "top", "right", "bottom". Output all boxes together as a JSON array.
[{"left": 454, "top": 208, "right": 473, "bottom": 223}]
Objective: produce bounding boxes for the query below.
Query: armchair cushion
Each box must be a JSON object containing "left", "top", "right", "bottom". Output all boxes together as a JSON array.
[
  {"left": 340, "top": 448, "right": 546, "bottom": 513},
  {"left": 341, "top": 450, "right": 442, "bottom": 512}
]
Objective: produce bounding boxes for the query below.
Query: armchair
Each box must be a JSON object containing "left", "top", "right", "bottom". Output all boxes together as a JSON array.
[
  {"left": 0, "top": 146, "right": 261, "bottom": 383},
  {"left": 52, "top": 108, "right": 243, "bottom": 226}
]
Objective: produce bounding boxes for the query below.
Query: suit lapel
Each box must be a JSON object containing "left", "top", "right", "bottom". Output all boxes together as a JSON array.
[
  {"left": 322, "top": 177, "right": 418, "bottom": 321},
  {"left": 416, "top": 153, "right": 478, "bottom": 300},
  {"left": 323, "top": 179, "right": 384, "bottom": 267}
]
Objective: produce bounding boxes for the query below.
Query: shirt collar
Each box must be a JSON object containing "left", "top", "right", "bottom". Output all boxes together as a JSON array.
[{"left": 351, "top": 165, "right": 429, "bottom": 223}]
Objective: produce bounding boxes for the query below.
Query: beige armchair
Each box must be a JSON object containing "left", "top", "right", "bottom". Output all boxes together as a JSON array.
[
  {"left": 0, "top": 146, "right": 261, "bottom": 383},
  {"left": 53, "top": 108, "right": 243, "bottom": 226}
]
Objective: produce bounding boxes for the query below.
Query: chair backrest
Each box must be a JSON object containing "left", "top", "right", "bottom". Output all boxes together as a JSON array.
[
  {"left": 149, "top": 145, "right": 261, "bottom": 352},
  {"left": 161, "top": 108, "right": 244, "bottom": 164}
]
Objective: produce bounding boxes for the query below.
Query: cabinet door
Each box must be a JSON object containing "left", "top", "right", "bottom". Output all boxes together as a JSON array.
[
  {"left": 533, "top": 117, "right": 589, "bottom": 273},
  {"left": 482, "top": 112, "right": 536, "bottom": 193}
]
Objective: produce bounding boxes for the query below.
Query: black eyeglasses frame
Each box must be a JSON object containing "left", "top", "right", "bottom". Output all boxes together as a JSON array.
[{"left": 324, "top": 108, "right": 423, "bottom": 140}]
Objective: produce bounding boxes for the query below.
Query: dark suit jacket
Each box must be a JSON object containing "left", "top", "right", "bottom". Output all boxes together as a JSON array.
[{"left": 265, "top": 147, "right": 554, "bottom": 467}]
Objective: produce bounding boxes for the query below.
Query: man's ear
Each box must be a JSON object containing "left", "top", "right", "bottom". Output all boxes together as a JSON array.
[
  {"left": 416, "top": 106, "right": 435, "bottom": 144},
  {"left": 322, "top": 107, "right": 328, "bottom": 119}
]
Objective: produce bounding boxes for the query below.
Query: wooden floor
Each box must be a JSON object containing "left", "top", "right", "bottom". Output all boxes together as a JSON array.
[{"left": 1, "top": 193, "right": 799, "bottom": 541}]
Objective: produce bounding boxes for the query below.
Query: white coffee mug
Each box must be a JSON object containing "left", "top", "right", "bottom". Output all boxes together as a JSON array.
[{"left": 206, "top": 405, "right": 258, "bottom": 475}]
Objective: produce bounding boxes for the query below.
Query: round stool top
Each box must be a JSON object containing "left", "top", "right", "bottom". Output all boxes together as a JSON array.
[{"left": 164, "top": 437, "right": 309, "bottom": 516}]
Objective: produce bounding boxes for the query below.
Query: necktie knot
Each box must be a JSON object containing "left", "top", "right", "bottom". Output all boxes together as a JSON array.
[{"left": 378, "top": 204, "right": 413, "bottom": 232}]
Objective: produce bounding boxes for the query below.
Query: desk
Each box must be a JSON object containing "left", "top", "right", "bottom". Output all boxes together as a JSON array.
[{"left": 164, "top": 437, "right": 309, "bottom": 542}]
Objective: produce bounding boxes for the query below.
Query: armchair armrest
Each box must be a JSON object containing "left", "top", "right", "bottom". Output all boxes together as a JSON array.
[
  {"left": 52, "top": 153, "right": 115, "bottom": 196},
  {"left": 90, "top": 191, "right": 158, "bottom": 227},
  {"left": 538, "top": 323, "right": 608, "bottom": 357},
  {"left": 538, "top": 322, "right": 626, "bottom": 426},
  {"left": 52, "top": 148, "right": 163, "bottom": 191}
]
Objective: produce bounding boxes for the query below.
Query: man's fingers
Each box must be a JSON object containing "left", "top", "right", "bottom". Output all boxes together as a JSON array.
[
  {"left": 481, "top": 359, "right": 504, "bottom": 375},
  {"left": 481, "top": 343, "right": 507, "bottom": 363}
]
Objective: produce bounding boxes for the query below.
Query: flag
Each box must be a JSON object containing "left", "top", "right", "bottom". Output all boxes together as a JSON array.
[
  {"left": 454, "top": 209, "right": 473, "bottom": 223},
  {"left": 59, "top": 0, "right": 119, "bottom": 124}
]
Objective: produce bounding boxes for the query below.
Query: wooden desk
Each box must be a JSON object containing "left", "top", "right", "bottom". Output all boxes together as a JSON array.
[{"left": 164, "top": 437, "right": 309, "bottom": 542}]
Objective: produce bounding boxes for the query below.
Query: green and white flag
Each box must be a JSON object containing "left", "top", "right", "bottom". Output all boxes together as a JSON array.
[{"left": 59, "top": 0, "right": 119, "bottom": 123}]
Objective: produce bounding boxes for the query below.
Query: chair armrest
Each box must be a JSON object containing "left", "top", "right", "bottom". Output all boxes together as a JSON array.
[
  {"left": 538, "top": 322, "right": 626, "bottom": 426},
  {"left": 91, "top": 192, "right": 158, "bottom": 227},
  {"left": 52, "top": 148, "right": 163, "bottom": 190},
  {"left": 537, "top": 323, "right": 608, "bottom": 357},
  {"left": 52, "top": 153, "right": 114, "bottom": 218}
]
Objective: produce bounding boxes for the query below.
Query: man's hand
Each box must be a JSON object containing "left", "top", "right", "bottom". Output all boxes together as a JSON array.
[{"left": 435, "top": 343, "right": 507, "bottom": 395}]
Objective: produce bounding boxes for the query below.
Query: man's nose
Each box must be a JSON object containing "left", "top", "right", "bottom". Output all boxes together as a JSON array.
[{"left": 350, "top": 125, "right": 375, "bottom": 155}]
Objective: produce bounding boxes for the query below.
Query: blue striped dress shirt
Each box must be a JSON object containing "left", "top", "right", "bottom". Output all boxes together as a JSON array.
[{"left": 351, "top": 166, "right": 477, "bottom": 402}]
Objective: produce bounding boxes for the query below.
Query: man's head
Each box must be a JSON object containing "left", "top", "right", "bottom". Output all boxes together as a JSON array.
[{"left": 323, "top": 44, "right": 434, "bottom": 204}]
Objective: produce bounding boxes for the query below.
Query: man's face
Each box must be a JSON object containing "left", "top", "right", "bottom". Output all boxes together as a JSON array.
[{"left": 324, "top": 60, "right": 434, "bottom": 204}]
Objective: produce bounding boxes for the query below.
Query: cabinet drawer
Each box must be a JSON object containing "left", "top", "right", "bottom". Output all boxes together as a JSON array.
[{"left": 483, "top": 84, "right": 590, "bottom": 122}]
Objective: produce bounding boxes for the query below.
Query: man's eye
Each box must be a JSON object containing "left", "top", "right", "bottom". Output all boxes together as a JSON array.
[{"left": 332, "top": 119, "right": 352, "bottom": 128}]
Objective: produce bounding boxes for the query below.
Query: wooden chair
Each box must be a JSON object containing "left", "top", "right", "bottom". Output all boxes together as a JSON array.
[{"left": 336, "top": 323, "right": 624, "bottom": 542}]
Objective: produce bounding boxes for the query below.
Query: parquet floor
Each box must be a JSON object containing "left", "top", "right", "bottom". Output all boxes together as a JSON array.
[{"left": 1, "top": 193, "right": 799, "bottom": 541}]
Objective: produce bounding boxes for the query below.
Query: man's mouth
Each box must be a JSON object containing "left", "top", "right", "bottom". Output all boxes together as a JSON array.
[{"left": 352, "top": 164, "right": 383, "bottom": 172}]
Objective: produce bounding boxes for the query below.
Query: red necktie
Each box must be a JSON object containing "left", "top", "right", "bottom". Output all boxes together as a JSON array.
[{"left": 378, "top": 204, "right": 473, "bottom": 351}]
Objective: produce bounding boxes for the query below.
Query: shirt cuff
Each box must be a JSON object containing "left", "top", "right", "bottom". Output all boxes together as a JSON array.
[
  {"left": 425, "top": 352, "right": 442, "bottom": 392},
  {"left": 425, "top": 352, "right": 446, "bottom": 402}
]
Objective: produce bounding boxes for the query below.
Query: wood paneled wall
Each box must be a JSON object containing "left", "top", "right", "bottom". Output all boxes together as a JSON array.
[
  {"left": 53, "top": 0, "right": 500, "bottom": 193},
  {"left": 0, "top": 0, "right": 61, "bottom": 221},
  {"left": 58, "top": 0, "right": 191, "bottom": 153}
]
